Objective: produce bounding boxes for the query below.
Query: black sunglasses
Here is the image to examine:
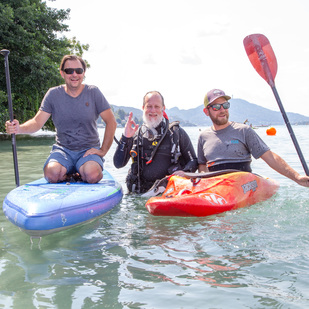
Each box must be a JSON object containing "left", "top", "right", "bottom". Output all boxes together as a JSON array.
[
  {"left": 208, "top": 101, "right": 230, "bottom": 111},
  {"left": 63, "top": 68, "right": 84, "bottom": 74}
]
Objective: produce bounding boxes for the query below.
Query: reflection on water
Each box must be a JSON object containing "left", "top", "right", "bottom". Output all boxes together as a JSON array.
[{"left": 0, "top": 126, "right": 309, "bottom": 308}]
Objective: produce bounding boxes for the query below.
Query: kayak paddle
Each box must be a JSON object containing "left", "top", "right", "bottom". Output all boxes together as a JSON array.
[
  {"left": 243, "top": 34, "right": 309, "bottom": 176},
  {"left": 1, "top": 49, "right": 20, "bottom": 187}
]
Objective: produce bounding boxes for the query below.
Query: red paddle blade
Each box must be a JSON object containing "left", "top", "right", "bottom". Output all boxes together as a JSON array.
[{"left": 243, "top": 34, "right": 277, "bottom": 87}]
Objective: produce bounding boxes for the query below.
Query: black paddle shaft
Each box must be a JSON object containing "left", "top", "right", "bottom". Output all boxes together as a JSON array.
[
  {"left": 271, "top": 85, "right": 309, "bottom": 175},
  {"left": 1, "top": 49, "right": 20, "bottom": 187}
]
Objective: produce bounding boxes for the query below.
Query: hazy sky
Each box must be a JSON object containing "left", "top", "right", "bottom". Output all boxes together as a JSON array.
[{"left": 49, "top": 0, "right": 309, "bottom": 116}]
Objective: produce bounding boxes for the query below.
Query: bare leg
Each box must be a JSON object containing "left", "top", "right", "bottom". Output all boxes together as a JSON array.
[
  {"left": 44, "top": 161, "right": 67, "bottom": 183},
  {"left": 79, "top": 161, "right": 103, "bottom": 183}
]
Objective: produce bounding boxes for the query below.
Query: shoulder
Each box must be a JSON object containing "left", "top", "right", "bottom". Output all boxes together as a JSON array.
[
  {"left": 83, "top": 85, "right": 106, "bottom": 98},
  {"left": 83, "top": 84, "right": 100, "bottom": 92},
  {"left": 229, "top": 122, "right": 255, "bottom": 134},
  {"left": 199, "top": 126, "right": 213, "bottom": 136},
  {"left": 85, "top": 85, "right": 110, "bottom": 105},
  {"left": 168, "top": 121, "right": 180, "bottom": 134},
  {"left": 230, "top": 121, "right": 250, "bottom": 130},
  {"left": 46, "top": 85, "right": 64, "bottom": 94},
  {"left": 43, "top": 85, "right": 64, "bottom": 100},
  {"left": 169, "top": 121, "right": 180, "bottom": 128},
  {"left": 169, "top": 121, "right": 187, "bottom": 138},
  {"left": 230, "top": 122, "right": 260, "bottom": 140}
]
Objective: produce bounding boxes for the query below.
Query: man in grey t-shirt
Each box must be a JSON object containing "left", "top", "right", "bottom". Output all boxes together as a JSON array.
[
  {"left": 197, "top": 88, "right": 309, "bottom": 187},
  {"left": 5, "top": 55, "right": 117, "bottom": 183}
]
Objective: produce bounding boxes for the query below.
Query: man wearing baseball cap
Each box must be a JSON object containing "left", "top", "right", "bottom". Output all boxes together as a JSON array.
[{"left": 197, "top": 89, "right": 309, "bottom": 187}]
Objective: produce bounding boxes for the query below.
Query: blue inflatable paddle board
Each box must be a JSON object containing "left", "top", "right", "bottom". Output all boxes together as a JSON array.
[{"left": 3, "top": 169, "right": 123, "bottom": 236}]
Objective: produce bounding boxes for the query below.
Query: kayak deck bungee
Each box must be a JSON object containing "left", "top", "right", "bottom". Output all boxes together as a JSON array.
[
  {"left": 145, "top": 171, "right": 279, "bottom": 217},
  {"left": 3, "top": 169, "right": 123, "bottom": 236}
]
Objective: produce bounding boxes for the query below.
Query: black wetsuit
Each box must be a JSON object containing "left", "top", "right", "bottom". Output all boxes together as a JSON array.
[{"left": 113, "top": 121, "right": 198, "bottom": 193}]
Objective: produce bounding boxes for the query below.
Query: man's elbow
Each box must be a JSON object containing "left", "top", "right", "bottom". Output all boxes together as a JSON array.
[{"left": 106, "top": 117, "right": 117, "bottom": 133}]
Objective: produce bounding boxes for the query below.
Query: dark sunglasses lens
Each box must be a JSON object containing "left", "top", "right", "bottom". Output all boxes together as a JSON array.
[
  {"left": 223, "top": 102, "right": 230, "bottom": 109},
  {"left": 64, "top": 68, "right": 84, "bottom": 74},
  {"left": 212, "top": 104, "right": 220, "bottom": 111},
  {"left": 75, "top": 68, "right": 84, "bottom": 74},
  {"left": 210, "top": 102, "right": 230, "bottom": 110},
  {"left": 64, "top": 68, "right": 74, "bottom": 74}
]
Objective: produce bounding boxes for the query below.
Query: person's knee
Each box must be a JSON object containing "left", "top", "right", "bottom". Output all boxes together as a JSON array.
[
  {"left": 44, "top": 162, "right": 67, "bottom": 183},
  {"left": 79, "top": 161, "right": 103, "bottom": 183},
  {"left": 82, "top": 169, "right": 103, "bottom": 183}
]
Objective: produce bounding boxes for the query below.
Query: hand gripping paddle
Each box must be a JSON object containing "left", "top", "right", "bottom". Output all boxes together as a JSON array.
[{"left": 243, "top": 34, "right": 309, "bottom": 176}]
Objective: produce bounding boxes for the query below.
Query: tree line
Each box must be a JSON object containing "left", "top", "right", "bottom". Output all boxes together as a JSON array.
[{"left": 0, "top": 0, "right": 89, "bottom": 133}]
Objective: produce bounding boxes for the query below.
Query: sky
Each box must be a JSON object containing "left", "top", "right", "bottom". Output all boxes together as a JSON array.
[{"left": 48, "top": 0, "right": 309, "bottom": 117}]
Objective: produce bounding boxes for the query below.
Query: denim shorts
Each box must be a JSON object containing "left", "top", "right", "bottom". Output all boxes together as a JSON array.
[{"left": 43, "top": 144, "right": 104, "bottom": 174}]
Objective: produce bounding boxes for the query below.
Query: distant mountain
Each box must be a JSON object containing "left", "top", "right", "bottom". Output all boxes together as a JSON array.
[{"left": 112, "top": 98, "right": 309, "bottom": 127}]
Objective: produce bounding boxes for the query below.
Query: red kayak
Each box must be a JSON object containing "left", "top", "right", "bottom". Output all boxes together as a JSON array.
[{"left": 145, "top": 170, "right": 279, "bottom": 217}]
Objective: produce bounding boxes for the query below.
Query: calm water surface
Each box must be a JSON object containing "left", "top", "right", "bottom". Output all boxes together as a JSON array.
[{"left": 0, "top": 126, "right": 308, "bottom": 308}]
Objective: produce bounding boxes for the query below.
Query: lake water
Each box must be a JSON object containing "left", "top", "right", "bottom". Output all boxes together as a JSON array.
[{"left": 0, "top": 125, "right": 308, "bottom": 308}]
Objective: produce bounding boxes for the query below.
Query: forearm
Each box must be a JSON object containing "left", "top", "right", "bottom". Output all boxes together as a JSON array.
[
  {"left": 6, "top": 112, "right": 48, "bottom": 135},
  {"left": 261, "top": 151, "right": 300, "bottom": 181},
  {"left": 113, "top": 134, "right": 133, "bottom": 168},
  {"left": 100, "top": 121, "right": 117, "bottom": 157},
  {"left": 19, "top": 119, "right": 43, "bottom": 134},
  {"left": 182, "top": 151, "right": 198, "bottom": 172}
]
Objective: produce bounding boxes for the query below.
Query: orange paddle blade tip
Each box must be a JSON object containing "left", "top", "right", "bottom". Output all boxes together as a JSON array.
[{"left": 243, "top": 34, "right": 278, "bottom": 86}]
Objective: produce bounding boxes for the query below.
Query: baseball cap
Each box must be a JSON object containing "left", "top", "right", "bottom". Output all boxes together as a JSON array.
[{"left": 204, "top": 89, "right": 231, "bottom": 108}]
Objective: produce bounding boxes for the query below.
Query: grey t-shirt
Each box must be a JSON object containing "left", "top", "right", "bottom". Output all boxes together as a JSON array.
[
  {"left": 197, "top": 122, "right": 269, "bottom": 168},
  {"left": 40, "top": 84, "right": 110, "bottom": 150}
]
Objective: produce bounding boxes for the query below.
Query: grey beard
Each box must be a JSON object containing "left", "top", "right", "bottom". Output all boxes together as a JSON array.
[{"left": 143, "top": 114, "right": 164, "bottom": 136}]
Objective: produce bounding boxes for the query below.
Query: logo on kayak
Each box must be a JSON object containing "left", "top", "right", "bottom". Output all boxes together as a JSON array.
[
  {"left": 242, "top": 180, "right": 258, "bottom": 194},
  {"left": 198, "top": 193, "right": 227, "bottom": 205}
]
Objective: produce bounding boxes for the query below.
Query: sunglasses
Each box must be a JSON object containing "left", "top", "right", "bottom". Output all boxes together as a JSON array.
[
  {"left": 63, "top": 68, "right": 84, "bottom": 74},
  {"left": 208, "top": 101, "right": 230, "bottom": 111}
]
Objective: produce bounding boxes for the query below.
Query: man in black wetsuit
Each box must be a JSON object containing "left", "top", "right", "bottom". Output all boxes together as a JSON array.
[{"left": 113, "top": 91, "right": 198, "bottom": 193}]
